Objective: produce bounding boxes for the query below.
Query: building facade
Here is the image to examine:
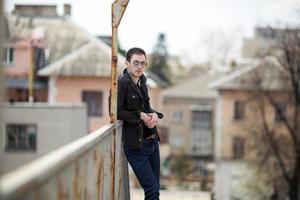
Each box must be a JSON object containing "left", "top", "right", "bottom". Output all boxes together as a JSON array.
[
  {"left": 0, "top": 103, "right": 88, "bottom": 174},
  {"left": 212, "top": 59, "right": 287, "bottom": 200},
  {"left": 161, "top": 71, "right": 225, "bottom": 190}
]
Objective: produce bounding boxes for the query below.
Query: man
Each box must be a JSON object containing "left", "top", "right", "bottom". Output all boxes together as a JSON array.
[{"left": 117, "top": 47, "right": 163, "bottom": 200}]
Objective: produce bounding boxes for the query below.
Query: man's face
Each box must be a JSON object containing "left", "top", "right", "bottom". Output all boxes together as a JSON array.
[{"left": 125, "top": 54, "right": 147, "bottom": 79}]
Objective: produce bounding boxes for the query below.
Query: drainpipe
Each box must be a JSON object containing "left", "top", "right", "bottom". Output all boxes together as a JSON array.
[
  {"left": 0, "top": 0, "right": 3, "bottom": 104},
  {"left": 0, "top": 0, "right": 6, "bottom": 106},
  {"left": 28, "top": 44, "right": 34, "bottom": 102}
]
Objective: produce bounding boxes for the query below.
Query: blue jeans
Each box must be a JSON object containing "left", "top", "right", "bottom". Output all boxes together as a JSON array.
[{"left": 124, "top": 137, "right": 160, "bottom": 200}]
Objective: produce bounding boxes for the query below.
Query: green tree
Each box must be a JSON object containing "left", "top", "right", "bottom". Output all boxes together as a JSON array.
[
  {"left": 149, "top": 33, "right": 172, "bottom": 84},
  {"left": 170, "top": 150, "right": 191, "bottom": 186}
]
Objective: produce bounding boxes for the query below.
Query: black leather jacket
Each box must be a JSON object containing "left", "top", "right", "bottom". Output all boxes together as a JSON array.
[{"left": 117, "top": 69, "right": 163, "bottom": 149}]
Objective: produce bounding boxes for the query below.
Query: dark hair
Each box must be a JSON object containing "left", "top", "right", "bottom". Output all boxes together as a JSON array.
[{"left": 126, "top": 47, "right": 146, "bottom": 62}]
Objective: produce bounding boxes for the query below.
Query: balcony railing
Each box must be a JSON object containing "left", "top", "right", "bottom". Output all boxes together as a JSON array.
[{"left": 0, "top": 121, "right": 130, "bottom": 200}]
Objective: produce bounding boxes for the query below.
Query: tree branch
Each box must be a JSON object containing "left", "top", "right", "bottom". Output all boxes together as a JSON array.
[
  {"left": 264, "top": 91, "right": 298, "bottom": 150},
  {"left": 258, "top": 96, "right": 291, "bottom": 184}
]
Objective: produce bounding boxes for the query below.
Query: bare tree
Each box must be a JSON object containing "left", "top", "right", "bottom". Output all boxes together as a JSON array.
[
  {"left": 45, "top": 30, "right": 79, "bottom": 64},
  {"left": 201, "top": 29, "right": 241, "bottom": 66},
  {"left": 245, "top": 27, "right": 300, "bottom": 200}
]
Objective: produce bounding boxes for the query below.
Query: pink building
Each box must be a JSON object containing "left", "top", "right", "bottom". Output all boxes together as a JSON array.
[
  {"left": 3, "top": 36, "right": 48, "bottom": 102},
  {"left": 5, "top": 4, "right": 166, "bottom": 132},
  {"left": 39, "top": 41, "right": 165, "bottom": 132},
  {"left": 38, "top": 41, "right": 126, "bottom": 132}
]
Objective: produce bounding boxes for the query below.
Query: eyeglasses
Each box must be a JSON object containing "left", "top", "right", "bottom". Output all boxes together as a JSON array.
[{"left": 131, "top": 60, "right": 148, "bottom": 67}]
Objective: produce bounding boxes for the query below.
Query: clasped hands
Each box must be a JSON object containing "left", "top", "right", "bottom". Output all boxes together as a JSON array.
[{"left": 140, "top": 112, "right": 158, "bottom": 129}]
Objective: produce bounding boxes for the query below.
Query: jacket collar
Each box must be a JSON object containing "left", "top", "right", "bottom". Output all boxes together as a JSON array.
[
  {"left": 122, "top": 69, "right": 147, "bottom": 99},
  {"left": 123, "top": 68, "right": 147, "bottom": 86}
]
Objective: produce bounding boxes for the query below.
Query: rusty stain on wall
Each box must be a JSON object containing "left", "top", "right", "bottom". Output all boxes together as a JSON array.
[
  {"left": 94, "top": 150, "right": 104, "bottom": 200},
  {"left": 72, "top": 160, "right": 80, "bottom": 200},
  {"left": 34, "top": 188, "right": 40, "bottom": 200},
  {"left": 83, "top": 155, "right": 88, "bottom": 200},
  {"left": 110, "top": 129, "right": 116, "bottom": 200},
  {"left": 56, "top": 176, "right": 68, "bottom": 200}
]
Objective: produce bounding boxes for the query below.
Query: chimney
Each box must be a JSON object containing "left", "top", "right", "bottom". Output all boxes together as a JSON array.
[
  {"left": 63, "top": 4, "right": 71, "bottom": 17},
  {"left": 12, "top": 5, "right": 58, "bottom": 17}
]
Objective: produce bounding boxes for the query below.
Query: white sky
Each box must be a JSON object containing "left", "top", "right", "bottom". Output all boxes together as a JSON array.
[{"left": 4, "top": 0, "right": 300, "bottom": 64}]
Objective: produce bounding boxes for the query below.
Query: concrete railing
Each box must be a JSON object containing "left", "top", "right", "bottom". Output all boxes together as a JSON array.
[{"left": 0, "top": 121, "right": 130, "bottom": 200}]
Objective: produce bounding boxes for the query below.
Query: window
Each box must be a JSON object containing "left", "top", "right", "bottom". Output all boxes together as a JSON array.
[
  {"left": 232, "top": 137, "right": 244, "bottom": 159},
  {"left": 3, "top": 47, "right": 14, "bottom": 64},
  {"left": 172, "top": 110, "right": 182, "bottom": 123},
  {"left": 234, "top": 101, "right": 245, "bottom": 120},
  {"left": 191, "top": 131, "right": 212, "bottom": 155},
  {"left": 82, "top": 91, "right": 103, "bottom": 117},
  {"left": 274, "top": 103, "right": 286, "bottom": 122},
  {"left": 5, "top": 124, "right": 37, "bottom": 151},
  {"left": 191, "top": 110, "right": 211, "bottom": 130},
  {"left": 170, "top": 133, "right": 182, "bottom": 148},
  {"left": 34, "top": 47, "right": 46, "bottom": 70}
]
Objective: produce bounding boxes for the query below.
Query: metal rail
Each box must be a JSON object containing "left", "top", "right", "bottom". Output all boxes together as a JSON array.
[{"left": 0, "top": 121, "right": 130, "bottom": 200}]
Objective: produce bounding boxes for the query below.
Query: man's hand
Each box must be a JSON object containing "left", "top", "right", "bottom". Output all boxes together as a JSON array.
[
  {"left": 140, "top": 112, "right": 152, "bottom": 123},
  {"left": 148, "top": 113, "right": 158, "bottom": 123},
  {"left": 144, "top": 113, "right": 158, "bottom": 129},
  {"left": 140, "top": 112, "right": 159, "bottom": 128}
]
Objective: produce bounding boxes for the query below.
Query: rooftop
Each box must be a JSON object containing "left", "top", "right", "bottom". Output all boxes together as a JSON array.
[{"left": 163, "top": 70, "right": 226, "bottom": 99}]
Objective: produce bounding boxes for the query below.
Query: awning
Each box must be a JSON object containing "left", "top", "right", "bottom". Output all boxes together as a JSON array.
[{"left": 5, "top": 78, "right": 47, "bottom": 89}]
